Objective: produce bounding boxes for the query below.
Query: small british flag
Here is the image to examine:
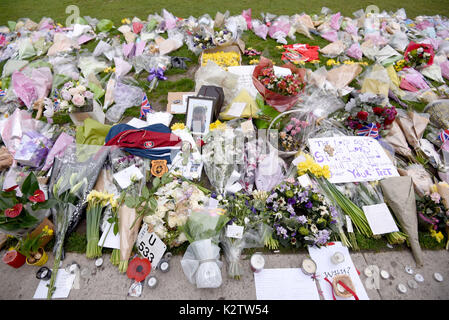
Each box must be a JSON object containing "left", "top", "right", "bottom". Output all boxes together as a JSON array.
[
  {"left": 0, "top": 89, "right": 5, "bottom": 97},
  {"left": 140, "top": 93, "right": 153, "bottom": 120},
  {"left": 357, "top": 123, "right": 379, "bottom": 139},
  {"left": 438, "top": 129, "right": 449, "bottom": 143},
  {"left": 52, "top": 89, "right": 60, "bottom": 109}
]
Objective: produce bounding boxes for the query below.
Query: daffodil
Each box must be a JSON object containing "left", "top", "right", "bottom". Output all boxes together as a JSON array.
[
  {"left": 430, "top": 228, "right": 444, "bottom": 243},
  {"left": 249, "top": 59, "right": 260, "bottom": 65},
  {"left": 209, "top": 119, "right": 227, "bottom": 131},
  {"left": 171, "top": 123, "right": 186, "bottom": 131}
]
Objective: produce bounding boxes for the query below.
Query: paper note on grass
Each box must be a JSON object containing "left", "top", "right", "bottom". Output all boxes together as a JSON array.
[
  {"left": 254, "top": 268, "right": 320, "bottom": 300},
  {"left": 362, "top": 203, "right": 399, "bottom": 235},
  {"left": 113, "top": 164, "right": 143, "bottom": 190}
]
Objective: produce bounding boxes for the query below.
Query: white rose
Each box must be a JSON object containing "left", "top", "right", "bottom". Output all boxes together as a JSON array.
[
  {"left": 72, "top": 94, "right": 85, "bottom": 107},
  {"left": 60, "top": 100, "right": 69, "bottom": 109},
  {"left": 68, "top": 87, "right": 80, "bottom": 96},
  {"left": 77, "top": 85, "right": 87, "bottom": 92}
]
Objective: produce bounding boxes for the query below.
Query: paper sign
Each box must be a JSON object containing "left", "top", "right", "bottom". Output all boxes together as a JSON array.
[
  {"left": 98, "top": 222, "right": 120, "bottom": 249},
  {"left": 113, "top": 165, "right": 143, "bottom": 190},
  {"left": 308, "top": 136, "right": 399, "bottom": 183},
  {"left": 208, "top": 197, "right": 219, "bottom": 209},
  {"left": 297, "top": 174, "right": 313, "bottom": 188},
  {"left": 308, "top": 242, "right": 369, "bottom": 300},
  {"left": 241, "top": 119, "right": 255, "bottom": 133},
  {"left": 345, "top": 216, "right": 354, "bottom": 233},
  {"left": 33, "top": 269, "right": 76, "bottom": 299},
  {"left": 254, "top": 268, "right": 320, "bottom": 300},
  {"left": 136, "top": 223, "right": 167, "bottom": 267},
  {"left": 362, "top": 203, "right": 399, "bottom": 235},
  {"left": 226, "top": 224, "right": 244, "bottom": 239},
  {"left": 226, "top": 102, "right": 247, "bottom": 117}
]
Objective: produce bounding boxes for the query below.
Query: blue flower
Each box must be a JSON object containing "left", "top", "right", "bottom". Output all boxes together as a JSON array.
[{"left": 305, "top": 201, "right": 313, "bottom": 209}]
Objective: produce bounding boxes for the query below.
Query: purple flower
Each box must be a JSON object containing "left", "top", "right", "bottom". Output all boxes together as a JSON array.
[
  {"left": 287, "top": 204, "right": 295, "bottom": 215},
  {"left": 276, "top": 225, "right": 288, "bottom": 239},
  {"left": 296, "top": 215, "right": 307, "bottom": 224},
  {"left": 305, "top": 201, "right": 313, "bottom": 209},
  {"left": 314, "top": 229, "right": 330, "bottom": 246},
  {"left": 287, "top": 197, "right": 296, "bottom": 205}
]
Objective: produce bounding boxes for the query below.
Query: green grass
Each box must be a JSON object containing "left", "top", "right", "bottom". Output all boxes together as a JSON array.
[{"left": 1, "top": 0, "right": 449, "bottom": 26}]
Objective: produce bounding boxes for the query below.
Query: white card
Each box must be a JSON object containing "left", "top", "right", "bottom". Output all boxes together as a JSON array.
[
  {"left": 208, "top": 197, "right": 219, "bottom": 209},
  {"left": 127, "top": 118, "right": 148, "bottom": 128},
  {"left": 226, "top": 224, "right": 244, "bottom": 239},
  {"left": 297, "top": 174, "right": 313, "bottom": 188},
  {"left": 113, "top": 165, "right": 143, "bottom": 190},
  {"left": 98, "top": 222, "right": 120, "bottom": 249},
  {"left": 363, "top": 203, "right": 399, "bottom": 235},
  {"left": 33, "top": 269, "right": 76, "bottom": 299},
  {"left": 345, "top": 215, "right": 354, "bottom": 233},
  {"left": 136, "top": 224, "right": 167, "bottom": 267},
  {"left": 226, "top": 102, "right": 247, "bottom": 118}
]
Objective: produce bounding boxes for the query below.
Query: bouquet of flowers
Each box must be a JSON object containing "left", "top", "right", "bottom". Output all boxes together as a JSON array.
[
  {"left": 0, "top": 172, "right": 55, "bottom": 237},
  {"left": 265, "top": 180, "right": 337, "bottom": 248},
  {"left": 180, "top": 208, "right": 229, "bottom": 288},
  {"left": 213, "top": 27, "right": 234, "bottom": 46},
  {"left": 252, "top": 57, "right": 306, "bottom": 112},
  {"left": 54, "top": 80, "right": 95, "bottom": 113},
  {"left": 143, "top": 178, "right": 209, "bottom": 248},
  {"left": 403, "top": 41, "right": 435, "bottom": 70},
  {"left": 416, "top": 184, "right": 449, "bottom": 245},
  {"left": 344, "top": 93, "right": 397, "bottom": 139},
  {"left": 220, "top": 192, "right": 272, "bottom": 279}
]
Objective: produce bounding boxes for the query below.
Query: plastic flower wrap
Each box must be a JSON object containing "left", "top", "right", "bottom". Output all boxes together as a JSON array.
[
  {"left": 403, "top": 41, "right": 435, "bottom": 70},
  {"left": 220, "top": 192, "right": 272, "bottom": 279},
  {"left": 14, "top": 130, "right": 53, "bottom": 168},
  {"left": 53, "top": 79, "right": 95, "bottom": 113},
  {"left": 416, "top": 184, "right": 449, "bottom": 240},
  {"left": 213, "top": 27, "right": 234, "bottom": 46},
  {"left": 143, "top": 178, "right": 209, "bottom": 248},
  {"left": 265, "top": 181, "right": 337, "bottom": 248},
  {"left": 180, "top": 208, "right": 229, "bottom": 288},
  {"left": 252, "top": 56, "right": 306, "bottom": 112},
  {"left": 344, "top": 92, "right": 397, "bottom": 139},
  {"left": 47, "top": 143, "right": 109, "bottom": 299}
]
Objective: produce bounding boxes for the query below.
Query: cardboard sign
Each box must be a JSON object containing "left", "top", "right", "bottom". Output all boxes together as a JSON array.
[
  {"left": 136, "top": 223, "right": 167, "bottom": 267},
  {"left": 308, "top": 136, "right": 399, "bottom": 183}
]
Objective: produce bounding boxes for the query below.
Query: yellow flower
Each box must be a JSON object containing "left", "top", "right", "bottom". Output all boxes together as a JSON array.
[
  {"left": 430, "top": 228, "right": 444, "bottom": 243},
  {"left": 297, "top": 154, "right": 330, "bottom": 179},
  {"left": 310, "top": 60, "right": 320, "bottom": 64},
  {"left": 202, "top": 51, "right": 240, "bottom": 69},
  {"left": 276, "top": 46, "right": 284, "bottom": 50},
  {"left": 326, "top": 59, "right": 340, "bottom": 67},
  {"left": 209, "top": 119, "right": 227, "bottom": 131},
  {"left": 121, "top": 18, "right": 131, "bottom": 25},
  {"left": 171, "top": 123, "right": 186, "bottom": 131},
  {"left": 430, "top": 184, "right": 438, "bottom": 194},
  {"left": 249, "top": 59, "right": 260, "bottom": 65}
]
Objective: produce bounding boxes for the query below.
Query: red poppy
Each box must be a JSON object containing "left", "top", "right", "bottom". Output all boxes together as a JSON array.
[
  {"left": 4, "top": 204, "right": 23, "bottom": 218},
  {"left": 127, "top": 257, "right": 152, "bottom": 282},
  {"left": 3, "top": 185, "right": 18, "bottom": 192},
  {"left": 357, "top": 111, "right": 369, "bottom": 121},
  {"left": 28, "top": 190, "right": 45, "bottom": 203}
]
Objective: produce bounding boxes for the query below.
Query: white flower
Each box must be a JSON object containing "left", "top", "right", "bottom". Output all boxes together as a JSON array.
[
  {"left": 60, "top": 100, "right": 69, "bottom": 109},
  {"left": 310, "top": 224, "right": 318, "bottom": 234},
  {"left": 77, "top": 85, "right": 87, "bottom": 92}
]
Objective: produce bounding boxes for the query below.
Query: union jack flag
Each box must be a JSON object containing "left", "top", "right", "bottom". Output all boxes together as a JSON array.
[
  {"left": 0, "top": 89, "right": 5, "bottom": 97},
  {"left": 52, "top": 89, "right": 60, "bottom": 109},
  {"left": 438, "top": 129, "right": 449, "bottom": 143},
  {"left": 357, "top": 123, "right": 379, "bottom": 139},
  {"left": 140, "top": 93, "right": 153, "bottom": 120}
]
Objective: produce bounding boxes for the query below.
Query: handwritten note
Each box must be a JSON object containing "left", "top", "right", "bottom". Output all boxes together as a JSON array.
[
  {"left": 33, "top": 269, "right": 76, "bottom": 299},
  {"left": 308, "top": 242, "right": 369, "bottom": 300},
  {"left": 308, "top": 136, "right": 399, "bottom": 183},
  {"left": 254, "top": 268, "right": 320, "bottom": 300}
]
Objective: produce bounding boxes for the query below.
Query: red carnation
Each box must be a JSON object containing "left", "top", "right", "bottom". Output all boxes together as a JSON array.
[
  {"left": 373, "top": 107, "right": 384, "bottom": 115},
  {"left": 376, "top": 122, "right": 381, "bottom": 128},
  {"left": 4, "top": 204, "right": 23, "bottom": 218},
  {"left": 357, "top": 111, "right": 369, "bottom": 121},
  {"left": 357, "top": 123, "right": 364, "bottom": 129},
  {"left": 28, "top": 190, "right": 45, "bottom": 203},
  {"left": 3, "top": 185, "right": 18, "bottom": 192},
  {"left": 384, "top": 118, "right": 394, "bottom": 126}
]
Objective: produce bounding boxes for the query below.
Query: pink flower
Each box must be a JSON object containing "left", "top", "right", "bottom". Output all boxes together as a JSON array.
[
  {"left": 61, "top": 89, "right": 72, "bottom": 101},
  {"left": 291, "top": 130, "right": 297, "bottom": 135},
  {"left": 286, "top": 124, "right": 293, "bottom": 131},
  {"left": 83, "top": 91, "right": 94, "bottom": 99},
  {"left": 430, "top": 192, "right": 441, "bottom": 204},
  {"left": 72, "top": 94, "right": 85, "bottom": 107}
]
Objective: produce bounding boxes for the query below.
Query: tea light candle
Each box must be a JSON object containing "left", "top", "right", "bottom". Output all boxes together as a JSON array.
[
  {"left": 36, "top": 266, "right": 52, "bottom": 280},
  {"left": 250, "top": 253, "right": 265, "bottom": 273},
  {"left": 148, "top": 276, "right": 158, "bottom": 289},
  {"left": 331, "top": 252, "right": 345, "bottom": 265},
  {"left": 95, "top": 258, "right": 103, "bottom": 268},
  {"left": 159, "top": 260, "right": 170, "bottom": 273},
  {"left": 301, "top": 258, "right": 317, "bottom": 275}
]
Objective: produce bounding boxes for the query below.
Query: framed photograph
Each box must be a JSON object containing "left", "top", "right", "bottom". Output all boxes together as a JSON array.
[{"left": 186, "top": 96, "right": 214, "bottom": 135}]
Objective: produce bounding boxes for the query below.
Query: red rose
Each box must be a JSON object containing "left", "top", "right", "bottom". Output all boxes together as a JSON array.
[
  {"left": 376, "top": 122, "right": 381, "bottom": 128},
  {"left": 357, "top": 123, "right": 363, "bottom": 129},
  {"left": 28, "top": 190, "right": 45, "bottom": 203},
  {"left": 357, "top": 111, "right": 369, "bottom": 121},
  {"left": 4, "top": 204, "right": 23, "bottom": 218},
  {"left": 373, "top": 107, "right": 384, "bottom": 115},
  {"left": 3, "top": 185, "right": 18, "bottom": 192},
  {"left": 384, "top": 118, "right": 394, "bottom": 126}
]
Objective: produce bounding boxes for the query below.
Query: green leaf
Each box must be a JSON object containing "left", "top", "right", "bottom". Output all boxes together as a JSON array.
[
  {"left": 21, "top": 172, "right": 39, "bottom": 199},
  {"left": 152, "top": 177, "right": 160, "bottom": 190},
  {"left": 124, "top": 197, "right": 136, "bottom": 208},
  {"left": 0, "top": 195, "right": 16, "bottom": 211},
  {"left": 113, "top": 223, "right": 119, "bottom": 235},
  {"left": 141, "top": 186, "right": 150, "bottom": 199},
  {"left": 149, "top": 197, "right": 157, "bottom": 211}
]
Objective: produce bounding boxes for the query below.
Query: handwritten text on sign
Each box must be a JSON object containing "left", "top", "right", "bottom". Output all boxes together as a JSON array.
[{"left": 308, "top": 136, "right": 399, "bottom": 183}]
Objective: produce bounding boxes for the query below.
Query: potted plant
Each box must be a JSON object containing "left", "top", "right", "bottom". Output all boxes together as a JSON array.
[
  {"left": 0, "top": 172, "right": 57, "bottom": 237},
  {"left": 2, "top": 249, "right": 26, "bottom": 268},
  {"left": 17, "top": 224, "right": 54, "bottom": 266}
]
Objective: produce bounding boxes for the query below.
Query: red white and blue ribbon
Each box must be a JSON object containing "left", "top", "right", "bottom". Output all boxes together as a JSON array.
[
  {"left": 140, "top": 93, "right": 153, "bottom": 119},
  {"left": 438, "top": 129, "right": 449, "bottom": 143},
  {"left": 356, "top": 123, "right": 379, "bottom": 139}
]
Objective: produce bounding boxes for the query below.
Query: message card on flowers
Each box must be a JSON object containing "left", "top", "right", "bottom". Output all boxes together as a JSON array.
[{"left": 308, "top": 136, "right": 399, "bottom": 184}]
